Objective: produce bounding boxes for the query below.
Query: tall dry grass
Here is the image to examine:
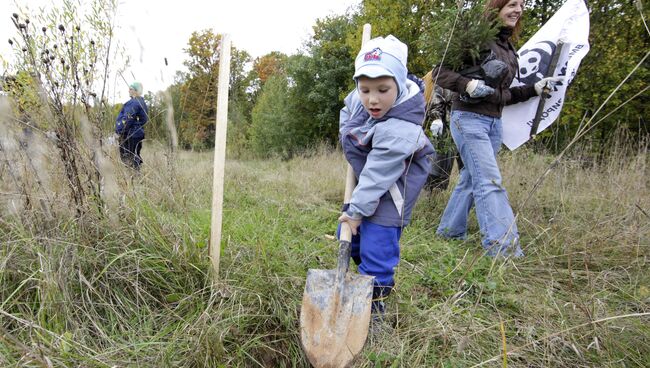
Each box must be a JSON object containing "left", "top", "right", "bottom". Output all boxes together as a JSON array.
[{"left": 0, "top": 120, "right": 648, "bottom": 366}]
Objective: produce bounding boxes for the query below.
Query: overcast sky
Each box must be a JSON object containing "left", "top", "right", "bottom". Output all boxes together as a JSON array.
[{"left": 1, "top": 0, "right": 361, "bottom": 101}]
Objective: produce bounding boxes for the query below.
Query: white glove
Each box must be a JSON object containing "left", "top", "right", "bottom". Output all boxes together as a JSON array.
[
  {"left": 429, "top": 119, "right": 443, "bottom": 137},
  {"left": 534, "top": 76, "right": 564, "bottom": 95},
  {"left": 465, "top": 79, "right": 495, "bottom": 98}
]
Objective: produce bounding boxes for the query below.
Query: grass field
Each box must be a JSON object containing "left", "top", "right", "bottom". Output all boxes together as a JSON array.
[{"left": 1, "top": 138, "right": 649, "bottom": 367}]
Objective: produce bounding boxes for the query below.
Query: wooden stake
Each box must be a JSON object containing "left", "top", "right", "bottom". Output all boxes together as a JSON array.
[{"left": 209, "top": 34, "right": 231, "bottom": 281}]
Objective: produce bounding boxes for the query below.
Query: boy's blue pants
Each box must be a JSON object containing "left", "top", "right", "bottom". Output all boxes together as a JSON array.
[{"left": 337, "top": 220, "right": 402, "bottom": 287}]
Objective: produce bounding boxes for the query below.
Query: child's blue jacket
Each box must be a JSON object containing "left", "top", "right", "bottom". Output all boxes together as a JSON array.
[
  {"left": 115, "top": 96, "right": 148, "bottom": 139},
  {"left": 339, "top": 80, "right": 435, "bottom": 227}
]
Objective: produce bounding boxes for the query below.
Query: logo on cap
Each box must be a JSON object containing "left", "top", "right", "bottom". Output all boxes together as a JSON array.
[{"left": 364, "top": 48, "right": 382, "bottom": 62}]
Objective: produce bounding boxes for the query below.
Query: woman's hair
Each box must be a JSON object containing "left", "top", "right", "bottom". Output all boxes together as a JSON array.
[{"left": 484, "top": 0, "right": 523, "bottom": 40}]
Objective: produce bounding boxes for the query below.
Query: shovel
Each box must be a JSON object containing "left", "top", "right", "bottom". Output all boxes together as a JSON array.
[{"left": 300, "top": 166, "right": 374, "bottom": 368}]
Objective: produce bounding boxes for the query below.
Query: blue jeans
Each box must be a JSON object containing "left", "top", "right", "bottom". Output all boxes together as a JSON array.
[
  {"left": 337, "top": 220, "right": 401, "bottom": 286},
  {"left": 436, "top": 111, "right": 523, "bottom": 257}
]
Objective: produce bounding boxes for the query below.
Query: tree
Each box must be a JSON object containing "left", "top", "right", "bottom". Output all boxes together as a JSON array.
[
  {"left": 250, "top": 74, "right": 296, "bottom": 158},
  {"left": 522, "top": 0, "right": 566, "bottom": 37},
  {"left": 417, "top": 0, "right": 501, "bottom": 72},
  {"left": 174, "top": 30, "right": 251, "bottom": 150},
  {"left": 530, "top": 0, "right": 650, "bottom": 152},
  {"left": 142, "top": 91, "right": 162, "bottom": 141},
  {"left": 226, "top": 47, "right": 254, "bottom": 156},
  {"left": 253, "top": 52, "right": 288, "bottom": 85},
  {"left": 245, "top": 52, "right": 288, "bottom": 120},
  {"left": 286, "top": 15, "right": 357, "bottom": 147},
  {"left": 359, "top": 0, "right": 444, "bottom": 76},
  {"left": 177, "top": 30, "right": 221, "bottom": 149}
]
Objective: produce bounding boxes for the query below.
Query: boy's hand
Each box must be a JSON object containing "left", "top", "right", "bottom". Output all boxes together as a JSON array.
[{"left": 338, "top": 213, "right": 362, "bottom": 236}]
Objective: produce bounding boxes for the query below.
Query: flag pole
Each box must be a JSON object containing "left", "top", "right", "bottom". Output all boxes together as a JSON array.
[
  {"left": 209, "top": 34, "right": 231, "bottom": 281},
  {"left": 530, "top": 40, "right": 564, "bottom": 139}
]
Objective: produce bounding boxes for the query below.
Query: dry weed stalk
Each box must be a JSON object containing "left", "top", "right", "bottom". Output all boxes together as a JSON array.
[{"left": 3, "top": 0, "right": 125, "bottom": 221}]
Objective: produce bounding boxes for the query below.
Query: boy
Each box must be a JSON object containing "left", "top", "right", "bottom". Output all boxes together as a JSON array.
[{"left": 338, "top": 35, "right": 435, "bottom": 321}]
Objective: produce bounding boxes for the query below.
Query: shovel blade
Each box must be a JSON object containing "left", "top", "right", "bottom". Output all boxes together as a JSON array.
[{"left": 300, "top": 268, "right": 373, "bottom": 368}]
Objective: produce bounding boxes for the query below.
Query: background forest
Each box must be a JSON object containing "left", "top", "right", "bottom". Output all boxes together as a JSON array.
[
  {"left": 140, "top": 0, "right": 648, "bottom": 159},
  {"left": 2, "top": 0, "right": 648, "bottom": 158}
]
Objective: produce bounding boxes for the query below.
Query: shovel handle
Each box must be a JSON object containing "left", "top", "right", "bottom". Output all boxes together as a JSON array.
[
  {"left": 341, "top": 164, "right": 356, "bottom": 241},
  {"left": 337, "top": 166, "right": 356, "bottom": 276},
  {"left": 339, "top": 221, "right": 353, "bottom": 244},
  {"left": 337, "top": 237, "right": 352, "bottom": 278},
  {"left": 343, "top": 164, "right": 356, "bottom": 204}
]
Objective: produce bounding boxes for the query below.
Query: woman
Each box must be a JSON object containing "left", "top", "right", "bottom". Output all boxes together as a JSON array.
[
  {"left": 115, "top": 82, "right": 148, "bottom": 170},
  {"left": 433, "top": 0, "right": 561, "bottom": 257}
]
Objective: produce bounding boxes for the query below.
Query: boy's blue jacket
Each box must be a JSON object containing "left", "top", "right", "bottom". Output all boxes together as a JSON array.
[
  {"left": 115, "top": 96, "right": 148, "bottom": 139},
  {"left": 339, "top": 80, "right": 435, "bottom": 227}
]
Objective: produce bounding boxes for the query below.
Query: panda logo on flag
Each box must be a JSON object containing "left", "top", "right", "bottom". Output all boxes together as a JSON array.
[{"left": 518, "top": 41, "right": 558, "bottom": 85}]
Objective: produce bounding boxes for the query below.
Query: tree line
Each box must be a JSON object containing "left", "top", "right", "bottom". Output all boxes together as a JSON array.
[
  {"left": 140, "top": 0, "right": 647, "bottom": 159},
  {"left": 5, "top": 0, "right": 648, "bottom": 160}
]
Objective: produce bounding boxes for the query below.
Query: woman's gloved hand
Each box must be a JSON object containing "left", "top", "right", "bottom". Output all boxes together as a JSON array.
[
  {"left": 429, "top": 119, "right": 444, "bottom": 137},
  {"left": 534, "top": 76, "right": 564, "bottom": 96},
  {"left": 465, "top": 79, "right": 495, "bottom": 98}
]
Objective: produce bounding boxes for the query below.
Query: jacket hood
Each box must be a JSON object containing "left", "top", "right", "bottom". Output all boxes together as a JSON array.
[
  {"left": 348, "top": 79, "right": 425, "bottom": 129},
  {"left": 381, "top": 79, "right": 425, "bottom": 126}
]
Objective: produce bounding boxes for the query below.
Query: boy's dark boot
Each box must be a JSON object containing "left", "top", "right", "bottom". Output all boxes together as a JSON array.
[{"left": 369, "top": 286, "right": 391, "bottom": 337}]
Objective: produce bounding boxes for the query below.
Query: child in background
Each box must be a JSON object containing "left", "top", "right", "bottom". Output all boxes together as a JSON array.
[
  {"left": 115, "top": 81, "right": 148, "bottom": 170},
  {"left": 338, "top": 35, "right": 435, "bottom": 322}
]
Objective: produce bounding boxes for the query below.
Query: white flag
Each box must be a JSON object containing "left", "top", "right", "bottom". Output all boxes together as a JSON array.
[{"left": 502, "top": 0, "right": 590, "bottom": 150}]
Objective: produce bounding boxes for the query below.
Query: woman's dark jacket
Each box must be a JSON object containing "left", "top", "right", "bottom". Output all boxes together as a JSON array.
[{"left": 432, "top": 28, "right": 537, "bottom": 118}]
